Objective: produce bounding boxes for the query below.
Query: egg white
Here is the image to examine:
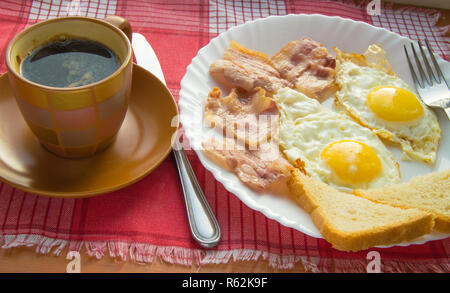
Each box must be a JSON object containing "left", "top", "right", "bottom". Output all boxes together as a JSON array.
[
  {"left": 335, "top": 58, "right": 441, "bottom": 164},
  {"left": 274, "top": 87, "right": 400, "bottom": 190}
]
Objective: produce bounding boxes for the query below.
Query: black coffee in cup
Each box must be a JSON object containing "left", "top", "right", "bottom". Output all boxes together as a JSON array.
[{"left": 21, "top": 38, "right": 119, "bottom": 88}]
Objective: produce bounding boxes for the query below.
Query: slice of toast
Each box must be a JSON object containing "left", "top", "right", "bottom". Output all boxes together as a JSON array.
[
  {"left": 288, "top": 168, "right": 434, "bottom": 251},
  {"left": 354, "top": 169, "right": 450, "bottom": 233}
]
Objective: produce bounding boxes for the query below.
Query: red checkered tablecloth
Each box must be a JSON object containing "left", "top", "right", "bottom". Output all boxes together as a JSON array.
[{"left": 0, "top": 0, "right": 449, "bottom": 272}]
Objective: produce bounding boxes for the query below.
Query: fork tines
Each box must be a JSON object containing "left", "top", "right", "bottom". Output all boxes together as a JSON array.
[{"left": 404, "top": 39, "right": 448, "bottom": 89}]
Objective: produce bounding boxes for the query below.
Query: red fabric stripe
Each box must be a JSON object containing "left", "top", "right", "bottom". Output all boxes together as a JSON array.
[
  {"left": 264, "top": 216, "right": 271, "bottom": 253},
  {"left": 239, "top": 201, "right": 244, "bottom": 249},
  {"left": 0, "top": 1, "right": 30, "bottom": 73},
  {"left": 39, "top": 197, "right": 52, "bottom": 238},
  {"left": 1, "top": 187, "right": 15, "bottom": 231},
  {"left": 11, "top": 190, "right": 25, "bottom": 245},
  {"left": 0, "top": 183, "right": 7, "bottom": 227}
]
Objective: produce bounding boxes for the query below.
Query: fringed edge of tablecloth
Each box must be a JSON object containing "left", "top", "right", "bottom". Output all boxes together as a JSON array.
[
  {"left": 201, "top": 249, "right": 450, "bottom": 273},
  {"left": 1, "top": 234, "right": 449, "bottom": 273}
]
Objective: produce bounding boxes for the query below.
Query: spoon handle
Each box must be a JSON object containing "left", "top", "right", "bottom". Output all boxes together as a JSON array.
[
  {"left": 172, "top": 141, "right": 221, "bottom": 248},
  {"left": 129, "top": 31, "right": 220, "bottom": 248}
]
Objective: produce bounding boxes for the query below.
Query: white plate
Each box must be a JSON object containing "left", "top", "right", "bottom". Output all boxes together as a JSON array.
[{"left": 179, "top": 14, "right": 450, "bottom": 246}]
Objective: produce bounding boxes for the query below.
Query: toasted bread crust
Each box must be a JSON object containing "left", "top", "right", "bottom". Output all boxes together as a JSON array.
[
  {"left": 354, "top": 169, "right": 450, "bottom": 233},
  {"left": 320, "top": 212, "right": 434, "bottom": 251},
  {"left": 288, "top": 168, "right": 434, "bottom": 251}
]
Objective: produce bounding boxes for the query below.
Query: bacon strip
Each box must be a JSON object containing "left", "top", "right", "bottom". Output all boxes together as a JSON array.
[
  {"left": 270, "top": 37, "right": 336, "bottom": 100},
  {"left": 202, "top": 138, "right": 291, "bottom": 191},
  {"left": 203, "top": 86, "right": 291, "bottom": 191},
  {"left": 204, "top": 87, "right": 279, "bottom": 149},
  {"left": 209, "top": 40, "right": 291, "bottom": 94}
]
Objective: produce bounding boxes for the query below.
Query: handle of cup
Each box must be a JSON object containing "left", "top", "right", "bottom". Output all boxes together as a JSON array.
[{"left": 104, "top": 15, "right": 132, "bottom": 42}]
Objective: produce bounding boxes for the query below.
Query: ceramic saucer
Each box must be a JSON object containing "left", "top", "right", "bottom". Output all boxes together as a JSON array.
[{"left": 0, "top": 64, "right": 179, "bottom": 197}]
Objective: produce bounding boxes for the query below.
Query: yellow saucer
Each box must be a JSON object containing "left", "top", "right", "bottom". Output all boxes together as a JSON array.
[{"left": 0, "top": 64, "right": 179, "bottom": 197}]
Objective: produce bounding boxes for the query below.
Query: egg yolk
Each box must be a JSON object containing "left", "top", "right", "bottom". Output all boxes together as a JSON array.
[
  {"left": 321, "top": 140, "right": 382, "bottom": 185},
  {"left": 367, "top": 86, "right": 423, "bottom": 122}
]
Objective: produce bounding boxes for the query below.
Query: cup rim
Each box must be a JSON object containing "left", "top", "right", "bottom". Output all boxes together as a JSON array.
[{"left": 5, "top": 16, "right": 132, "bottom": 92}]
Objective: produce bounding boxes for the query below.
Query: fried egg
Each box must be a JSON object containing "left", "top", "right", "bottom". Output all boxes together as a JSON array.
[
  {"left": 334, "top": 45, "right": 441, "bottom": 165},
  {"left": 274, "top": 87, "right": 400, "bottom": 190}
]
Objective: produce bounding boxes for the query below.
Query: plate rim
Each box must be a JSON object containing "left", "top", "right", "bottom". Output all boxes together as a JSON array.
[
  {"left": 179, "top": 13, "right": 450, "bottom": 244},
  {"left": 0, "top": 63, "right": 179, "bottom": 198}
]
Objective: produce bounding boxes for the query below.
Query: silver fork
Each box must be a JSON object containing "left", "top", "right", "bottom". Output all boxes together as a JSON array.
[{"left": 404, "top": 39, "right": 450, "bottom": 120}]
